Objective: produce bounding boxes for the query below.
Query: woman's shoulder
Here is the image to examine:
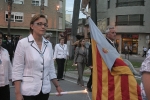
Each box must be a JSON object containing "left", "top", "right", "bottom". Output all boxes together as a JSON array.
[
  {"left": 18, "top": 37, "right": 28, "bottom": 43},
  {"left": 140, "top": 55, "right": 150, "bottom": 73}
]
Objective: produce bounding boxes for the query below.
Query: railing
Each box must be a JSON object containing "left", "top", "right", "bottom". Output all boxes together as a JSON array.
[
  {"left": 116, "top": 21, "right": 144, "bottom": 26},
  {"left": 116, "top": 1, "right": 145, "bottom": 7}
]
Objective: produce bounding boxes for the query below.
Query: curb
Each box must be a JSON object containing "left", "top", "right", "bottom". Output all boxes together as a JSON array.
[{"left": 64, "top": 71, "right": 89, "bottom": 83}]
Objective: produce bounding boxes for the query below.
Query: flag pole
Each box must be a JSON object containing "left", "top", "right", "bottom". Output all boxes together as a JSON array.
[{"left": 90, "top": 0, "right": 97, "bottom": 25}]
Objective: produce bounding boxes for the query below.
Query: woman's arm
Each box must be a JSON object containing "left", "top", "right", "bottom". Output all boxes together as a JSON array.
[
  {"left": 51, "top": 79, "right": 62, "bottom": 95},
  {"left": 14, "top": 81, "right": 23, "bottom": 100},
  {"left": 50, "top": 45, "right": 62, "bottom": 95},
  {"left": 142, "top": 72, "right": 150, "bottom": 100},
  {"left": 12, "top": 41, "right": 25, "bottom": 100},
  {"left": 53, "top": 44, "right": 57, "bottom": 59},
  {"left": 73, "top": 47, "right": 79, "bottom": 64}
]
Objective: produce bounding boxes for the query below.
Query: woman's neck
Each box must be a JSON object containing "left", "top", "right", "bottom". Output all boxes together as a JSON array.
[
  {"left": 32, "top": 33, "right": 42, "bottom": 42},
  {"left": 60, "top": 43, "right": 64, "bottom": 45}
]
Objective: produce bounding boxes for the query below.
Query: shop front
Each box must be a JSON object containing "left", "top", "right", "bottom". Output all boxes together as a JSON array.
[{"left": 121, "top": 34, "right": 139, "bottom": 54}]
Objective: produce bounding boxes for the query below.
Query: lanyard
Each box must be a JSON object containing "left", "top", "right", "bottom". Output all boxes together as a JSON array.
[{"left": 59, "top": 44, "right": 65, "bottom": 50}]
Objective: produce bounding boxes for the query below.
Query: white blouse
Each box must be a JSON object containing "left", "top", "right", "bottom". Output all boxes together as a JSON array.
[
  {"left": 53, "top": 44, "right": 69, "bottom": 59},
  {"left": 12, "top": 34, "right": 57, "bottom": 95},
  {"left": 0, "top": 47, "right": 12, "bottom": 87}
]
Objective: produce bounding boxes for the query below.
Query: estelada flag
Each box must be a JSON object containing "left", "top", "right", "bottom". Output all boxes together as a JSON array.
[{"left": 88, "top": 17, "right": 142, "bottom": 100}]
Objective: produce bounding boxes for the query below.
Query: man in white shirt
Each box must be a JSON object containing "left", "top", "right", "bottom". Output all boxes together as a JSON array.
[
  {"left": 142, "top": 47, "right": 147, "bottom": 57},
  {"left": 0, "top": 31, "right": 12, "bottom": 100}
]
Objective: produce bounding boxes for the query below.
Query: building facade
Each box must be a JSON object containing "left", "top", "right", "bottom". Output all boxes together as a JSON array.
[
  {"left": 97, "top": 0, "right": 150, "bottom": 55},
  {"left": 0, "top": 0, "right": 66, "bottom": 45}
]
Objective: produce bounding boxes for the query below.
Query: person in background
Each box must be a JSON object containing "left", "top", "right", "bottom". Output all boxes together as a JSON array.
[
  {"left": 19, "top": 35, "right": 22, "bottom": 40},
  {"left": 105, "top": 26, "right": 118, "bottom": 51},
  {"left": 53, "top": 38, "right": 69, "bottom": 81},
  {"left": 6, "top": 35, "right": 14, "bottom": 62},
  {"left": 129, "top": 45, "right": 132, "bottom": 55},
  {"left": 0, "top": 31, "right": 12, "bottom": 100},
  {"left": 86, "top": 32, "right": 92, "bottom": 92},
  {"left": 44, "top": 33, "right": 52, "bottom": 42},
  {"left": 12, "top": 14, "right": 62, "bottom": 100},
  {"left": 142, "top": 46, "right": 147, "bottom": 57},
  {"left": 73, "top": 39, "right": 87, "bottom": 87},
  {"left": 71, "top": 35, "right": 84, "bottom": 52}
]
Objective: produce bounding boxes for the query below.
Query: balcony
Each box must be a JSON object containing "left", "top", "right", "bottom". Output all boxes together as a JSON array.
[
  {"left": 116, "top": 1, "right": 145, "bottom": 7},
  {"left": 116, "top": 21, "right": 144, "bottom": 26}
]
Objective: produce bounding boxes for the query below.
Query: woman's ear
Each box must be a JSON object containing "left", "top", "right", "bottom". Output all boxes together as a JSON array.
[{"left": 30, "top": 24, "right": 34, "bottom": 30}]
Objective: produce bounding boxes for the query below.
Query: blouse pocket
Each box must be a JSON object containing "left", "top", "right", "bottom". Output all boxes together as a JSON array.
[{"left": 22, "top": 76, "right": 34, "bottom": 82}]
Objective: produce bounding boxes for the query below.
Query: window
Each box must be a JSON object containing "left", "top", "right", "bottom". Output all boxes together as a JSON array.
[
  {"left": 116, "top": 14, "right": 144, "bottom": 26},
  {"left": 116, "top": 0, "right": 144, "bottom": 7},
  {"left": 32, "top": 0, "right": 40, "bottom": 6},
  {"left": 79, "top": 27, "right": 82, "bottom": 33},
  {"left": 31, "top": 14, "right": 47, "bottom": 18},
  {"left": 5, "top": 11, "right": 23, "bottom": 22},
  {"left": 5, "top": 0, "right": 24, "bottom": 4},
  {"left": 31, "top": 0, "right": 48, "bottom": 6},
  {"left": 59, "top": 17, "right": 63, "bottom": 29},
  {"left": 58, "top": 1, "right": 63, "bottom": 13},
  {"left": 107, "top": 0, "right": 110, "bottom": 9},
  {"left": 5, "top": 0, "right": 14, "bottom": 2}
]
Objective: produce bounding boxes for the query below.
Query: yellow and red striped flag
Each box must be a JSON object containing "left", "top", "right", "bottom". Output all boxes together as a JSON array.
[{"left": 87, "top": 17, "right": 142, "bottom": 100}]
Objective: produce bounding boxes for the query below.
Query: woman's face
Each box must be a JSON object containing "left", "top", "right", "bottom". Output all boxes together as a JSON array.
[
  {"left": 81, "top": 39, "right": 85, "bottom": 46},
  {"left": 0, "top": 34, "right": 2, "bottom": 46},
  {"left": 60, "top": 39, "right": 64, "bottom": 44},
  {"left": 30, "top": 18, "right": 47, "bottom": 36}
]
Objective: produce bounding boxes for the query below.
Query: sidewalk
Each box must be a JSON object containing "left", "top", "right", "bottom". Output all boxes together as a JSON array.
[
  {"left": 64, "top": 69, "right": 90, "bottom": 83},
  {"left": 64, "top": 54, "right": 143, "bottom": 82}
]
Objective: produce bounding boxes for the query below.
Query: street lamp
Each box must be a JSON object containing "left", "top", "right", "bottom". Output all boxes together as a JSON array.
[{"left": 56, "top": 5, "right": 60, "bottom": 12}]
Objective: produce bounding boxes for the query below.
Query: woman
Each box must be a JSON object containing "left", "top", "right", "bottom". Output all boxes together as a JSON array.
[
  {"left": 73, "top": 39, "right": 87, "bottom": 87},
  {"left": 53, "top": 38, "right": 69, "bottom": 81},
  {"left": 12, "top": 14, "right": 62, "bottom": 100},
  {"left": 0, "top": 31, "right": 12, "bottom": 100},
  {"left": 140, "top": 54, "right": 150, "bottom": 100}
]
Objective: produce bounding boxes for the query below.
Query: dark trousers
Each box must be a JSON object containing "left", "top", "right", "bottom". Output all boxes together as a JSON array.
[
  {"left": 56, "top": 58, "right": 66, "bottom": 79},
  {"left": 87, "top": 69, "right": 92, "bottom": 88},
  {"left": 23, "top": 91, "right": 49, "bottom": 100},
  {"left": 0, "top": 85, "right": 10, "bottom": 100},
  {"left": 142, "top": 51, "right": 146, "bottom": 57}
]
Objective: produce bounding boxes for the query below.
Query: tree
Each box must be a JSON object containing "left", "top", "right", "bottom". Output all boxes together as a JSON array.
[{"left": 7, "top": 0, "right": 13, "bottom": 35}]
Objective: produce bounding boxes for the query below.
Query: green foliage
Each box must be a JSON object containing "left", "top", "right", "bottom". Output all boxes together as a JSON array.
[
  {"left": 54, "top": 60, "right": 77, "bottom": 71},
  {"left": 130, "top": 61, "right": 142, "bottom": 68}
]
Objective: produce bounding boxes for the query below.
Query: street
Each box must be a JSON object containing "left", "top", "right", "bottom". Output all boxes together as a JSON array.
[{"left": 10, "top": 78, "right": 92, "bottom": 100}]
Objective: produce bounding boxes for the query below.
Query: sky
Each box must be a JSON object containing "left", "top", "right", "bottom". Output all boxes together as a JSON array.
[{"left": 65, "top": 0, "right": 86, "bottom": 19}]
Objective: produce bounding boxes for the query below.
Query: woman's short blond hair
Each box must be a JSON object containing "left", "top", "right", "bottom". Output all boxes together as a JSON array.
[{"left": 30, "top": 14, "right": 48, "bottom": 33}]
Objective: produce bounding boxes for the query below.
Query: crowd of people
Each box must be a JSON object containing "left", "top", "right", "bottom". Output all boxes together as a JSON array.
[{"left": 0, "top": 13, "right": 150, "bottom": 100}]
